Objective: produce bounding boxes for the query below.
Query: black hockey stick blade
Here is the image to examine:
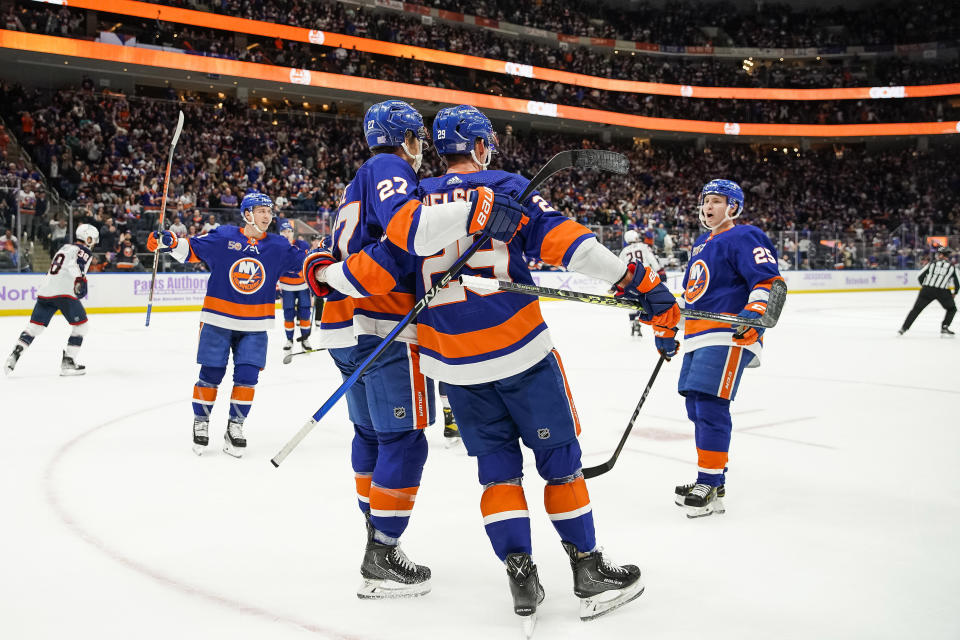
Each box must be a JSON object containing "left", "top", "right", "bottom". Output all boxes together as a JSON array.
[
  {"left": 582, "top": 354, "right": 667, "bottom": 480},
  {"left": 758, "top": 279, "right": 787, "bottom": 328},
  {"left": 519, "top": 149, "right": 628, "bottom": 201}
]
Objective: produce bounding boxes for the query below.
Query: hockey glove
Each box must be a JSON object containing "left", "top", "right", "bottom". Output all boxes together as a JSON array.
[
  {"left": 466, "top": 186, "right": 529, "bottom": 243},
  {"left": 615, "top": 262, "right": 682, "bottom": 328},
  {"left": 303, "top": 249, "right": 336, "bottom": 298},
  {"left": 732, "top": 301, "right": 766, "bottom": 346},
  {"left": 653, "top": 325, "right": 680, "bottom": 360},
  {"left": 147, "top": 230, "right": 178, "bottom": 253},
  {"left": 73, "top": 276, "right": 88, "bottom": 299}
]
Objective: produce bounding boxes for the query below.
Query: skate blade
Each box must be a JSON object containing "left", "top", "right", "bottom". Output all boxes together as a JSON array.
[
  {"left": 685, "top": 497, "right": 725, "bottom": 519},
  {"left": 443, "top": 436, "right": 462, "bottom": 449},
  {"left": 222, "top": 440, "right": 245, "bottom": 458},
  {"left": 60, "top": 368, "right": 86, "bottom": 376},
  {"left": 579, "top": 579, "right": 644, "bottom": 621},
  {"left": 192, "top": 443, "right": 207, "bottom": 456},
  {"left": 356, "top": 578, "right": 431, "bottom": 599},
  {"left": 518, "top": 612, "right": 537, "bottom": 639}
]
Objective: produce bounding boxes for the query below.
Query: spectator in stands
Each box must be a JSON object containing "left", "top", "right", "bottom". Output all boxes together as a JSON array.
[
  {"left": 1, "top": 228, "right": 18, "bottom": 267},
  {"left": 201, "top": 214, "right": 220, "bottom": 234},
  {"left": 16, "top": 180, "right": 37, "bottom": 240},
  {"left": 169, "top": 215, "right": 188, "bottom": 238},
  {"left": 48, "top": 216, "right": 67, "bottom": 258},
  {"left": 219, "top": 185, "right": 238, "bottom": 209}
]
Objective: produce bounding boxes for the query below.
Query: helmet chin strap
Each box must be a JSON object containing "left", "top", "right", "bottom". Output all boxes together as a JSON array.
[
  {"left": 401, "top": 140, "right": 423, "bottom": 172},
  {"left": 699, "top": 203, "right": 740, "bottom": 231},
  {"left": 470, "top": 145, "right": 491, "bottom": 170}
]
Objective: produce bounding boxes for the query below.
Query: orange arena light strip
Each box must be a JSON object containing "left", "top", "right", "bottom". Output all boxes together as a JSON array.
[
  {"left": 42, "top": 0, "right": 960, "bottom": 102},
  {"left": 3, "top": 30, "right": 959, "bottom": 138}
]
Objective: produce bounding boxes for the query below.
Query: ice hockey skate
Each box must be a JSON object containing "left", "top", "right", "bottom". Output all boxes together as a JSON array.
[
  {"left": 4, "top": 345, "right": 22, "bottom": 376},
  {"left": 675, "top": 482, "right": 725, "bottom": 506},
  {"left": 192, "top": 418, "right": 209, "bottom": 456},
  {"left": 561, "top": 541, "right": 643, "bottom": 621},
  {"left": 681, "top": 483, "right": 726, "bottom": 518},
  {"left": 442, "top": 407, "right": 461, "bottom": 447},
  {"left": 506, "top": 552, "right": 545, "bottom": 639},
  {"left": 358, "top": 517, "right": 431, "bottom": 599},
  {"left": 942, "top": 326, "right": 955, "bottom": 338},
  {"left": 60, "top": 351, "right": 86, "bottom": 376},
  {"left": 223, "top": 418, "right": 246, "bottom": 458},
  {"left": 299, "top": 335, "right": 314, "bottom": 351},
  {"left": 282, "top": 338, "right": 293, "bottom": 353}
]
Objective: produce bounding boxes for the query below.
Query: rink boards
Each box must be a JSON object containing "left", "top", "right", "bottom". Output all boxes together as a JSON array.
[{"left": 0, "top": 269, "right": 921, "bottom": 316}]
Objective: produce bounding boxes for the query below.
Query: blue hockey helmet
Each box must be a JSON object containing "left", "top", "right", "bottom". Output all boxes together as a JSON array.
[
  {"left": 276, "top": 217, "right": 293, "bottom": 234},
  {"left": 698, "top": 179, "right": 744, "bottom": 230},
  {"left": 241, "top": 191, "right": 274, "bottom": 217},
  {"left": 363, "top": 100, "right": 428, "bottom": 149},
  {"left": 699, "top": 179, "right": 744, "bottom": 215},
  {"left": 433, "top": 105, "right": 497, "bottom": 162}
]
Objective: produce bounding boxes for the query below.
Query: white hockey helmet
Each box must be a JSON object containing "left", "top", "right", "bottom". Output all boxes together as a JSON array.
[
  {"left": 624, "top": 229, "right": 640, "bottom": 244},
  {"left": 76, "top": 223, "right": 99, "bottom": 248}
]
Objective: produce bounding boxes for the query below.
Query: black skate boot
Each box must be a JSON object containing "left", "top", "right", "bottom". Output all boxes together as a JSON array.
[
  {"left": 223, "top": 418, "right": 246, "bottom": 458},
  {"left": 192, "top": 418, "right": 209, "bottom": 456},
  {"left": 358, "top": 516, "right": 431, "bottom": 599},
  {"left": 682, "top": 483, "right": 726, "bottom": 518},
  {"left": 942, "top": 326, "right": 955, "bottom": 338},
  {"left": 60, "top": 351, "right": 86, "bottom": 376},
  {"left": 675, "top": 482, "right": 725, "bottom": 506},
  {"left": 506, "top": 553, "right": 545, "bottom": 639},
  {"left": 442, "top": 407, "right": 461, "bottom": 445},
  {"left": 4, "top": 344, "right": 23, "bottom": 376},
  {"left": 562, "top": 541, "right": 643, "bottom": 621}
]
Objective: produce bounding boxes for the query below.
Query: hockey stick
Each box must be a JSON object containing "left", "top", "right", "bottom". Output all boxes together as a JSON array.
[
  {"left": 282, "top": 347, "right": 325, "bottom": 365},
  {"left": 458, "top": 276, "right": 788, "bottom": 329},
  {"left": 582, "top": 354, "right": 667, "bottom": 479},
  {"left": 271, "top": 149, "right": 629, "bottom": 467},
  {"left": 145, "top": 109, "right": 185, "bottom": 327}
]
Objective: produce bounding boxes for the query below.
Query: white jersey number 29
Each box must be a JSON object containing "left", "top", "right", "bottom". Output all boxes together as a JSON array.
[{"left": 753, "top": 246, "right": 776, "bottom": 265}]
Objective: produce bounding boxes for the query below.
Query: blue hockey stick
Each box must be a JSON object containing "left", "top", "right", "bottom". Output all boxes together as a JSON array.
[{"left": 271, "top": 149, "right": 629, "bottom": 467}]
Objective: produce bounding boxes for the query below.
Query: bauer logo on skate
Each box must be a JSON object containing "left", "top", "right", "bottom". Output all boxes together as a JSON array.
[
  {"left": 685, "top": 260, "right": 710, "bottom": 303},
  {"left": 229, "top": 258, "right": 266, "bottom": 294}
]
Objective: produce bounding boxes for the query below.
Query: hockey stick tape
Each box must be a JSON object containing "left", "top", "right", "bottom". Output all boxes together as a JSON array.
[{"left": 458, "top": 275, "right": 500, "bottom": 291}]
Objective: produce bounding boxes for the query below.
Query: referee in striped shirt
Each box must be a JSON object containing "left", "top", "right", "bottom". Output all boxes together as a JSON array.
[{"left": 899, "top": 247, "right": 958, "bottom": 337}]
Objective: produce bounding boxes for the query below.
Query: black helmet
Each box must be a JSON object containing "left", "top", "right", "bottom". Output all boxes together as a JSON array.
[{"left": 936, "top": 247, "right": 952, "bottom": 257}]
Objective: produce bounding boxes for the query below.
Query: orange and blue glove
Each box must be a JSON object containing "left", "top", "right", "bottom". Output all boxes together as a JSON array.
[
  {"left": 615, "top": 262, "right": 681, "bottom": 328},
  {"left": 147, "top": 230, "right": 177, "bottom": 253},
  {"left": 303, "top": 248, "right": 337, "bottom": 298},
  {"left": 466, "top": 186, "right": 529, "bottom": 243},
  {"left": 615, "top": 262, "right": 682, "bottom": 358},
  {"left": 653, "top": 325, "right": 680, "bottom": 359},
  {"left": 733, "top": 300, "right": 766, "bottom": 346}
]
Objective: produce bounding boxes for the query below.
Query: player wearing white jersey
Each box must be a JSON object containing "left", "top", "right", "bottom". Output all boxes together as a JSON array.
[
  {"left": 4, "top": 224, "right": 99, "bottom": 376},
  {"left": 619, "top": 230, "right": 664, "bottom": 337}
]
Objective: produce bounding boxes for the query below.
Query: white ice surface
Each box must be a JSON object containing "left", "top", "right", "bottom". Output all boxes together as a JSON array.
[{"left": 1, "top": 290, "right": 958, "bottom": 639}]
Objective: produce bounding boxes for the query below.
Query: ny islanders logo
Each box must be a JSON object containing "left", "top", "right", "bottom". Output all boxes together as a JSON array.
[
  {"left": 684, "top": 260, "right": 710, "bottom": 303},
  {"left": 229, "top": 258, "right": 265, "bottom": 294}
]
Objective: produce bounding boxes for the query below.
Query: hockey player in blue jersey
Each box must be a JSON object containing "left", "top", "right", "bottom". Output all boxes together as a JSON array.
[
  {"left": 309, "top": 104, "right": 680, "bottom": 625},
  {"left": 302, "top": 100, "right": 528, "bottom": 599},
  {"left": 276, "top": 218, "right": 313, "bottom": 355},
  {"left": 149, "top": 192, "right": 304, "bottom": 457},
  {"left": 674, "top": 179, "right": 785, "bottom": 517}
]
